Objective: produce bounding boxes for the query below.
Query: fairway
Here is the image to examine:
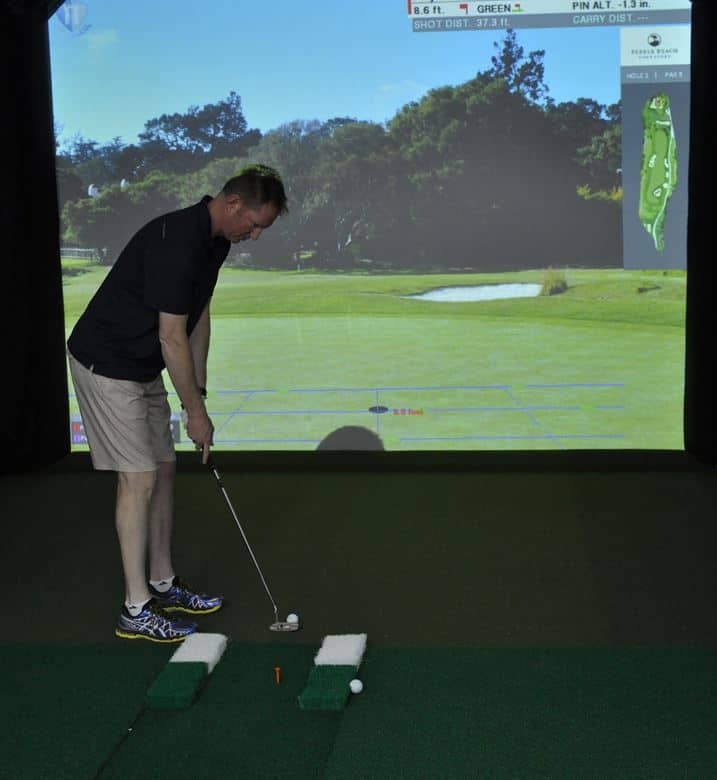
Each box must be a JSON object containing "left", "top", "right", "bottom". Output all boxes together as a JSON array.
[
  {"left": 63, "top": 266, "right": 685, "bottom": 451},
  {"left": 639, "top": 92, "right": 679, "bottom": 252}
]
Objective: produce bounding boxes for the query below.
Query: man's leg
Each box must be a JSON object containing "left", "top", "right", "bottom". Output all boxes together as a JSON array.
[
  {"left": 148, "top": 460, "right": 176, "bottom": 583},
  {"left": 146, "top": 459, "right": 225, "bottom": 616},
  {"left": 115, "top": 466, "right": 197, "bottom": 642},
  {"left": 116, "top": 469, "right": 158, "bottom": 606},
  {"left": 142, "top": 376, "right": 223, "bottom": 616}
]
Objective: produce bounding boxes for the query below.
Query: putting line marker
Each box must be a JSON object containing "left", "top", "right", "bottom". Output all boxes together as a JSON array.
[
  {"left": 169, "top": 632, "right": 228, "bottom": 672},
  {"left": 314, "top": 634, "right": 367, "bottom": 667},
  {"left": 299, "top": 633, "right": 368, "bottom": 711},
  {"left": 145, "top": 633, "right": 229, "bottom": 710}
]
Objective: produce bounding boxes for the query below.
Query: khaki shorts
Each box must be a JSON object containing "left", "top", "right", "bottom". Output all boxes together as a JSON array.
[{"left": 68, "top": 351, "right": 176, "bottom": 472}]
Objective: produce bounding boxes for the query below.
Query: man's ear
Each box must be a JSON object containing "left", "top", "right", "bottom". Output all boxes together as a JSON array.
[{"left": 226, "top": 193, "right": 243, "bottom": 212}]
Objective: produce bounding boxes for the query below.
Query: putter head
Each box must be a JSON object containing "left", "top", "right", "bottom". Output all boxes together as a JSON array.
[{"left": 270, "top": 621, "right": 300, "bottom": 632}]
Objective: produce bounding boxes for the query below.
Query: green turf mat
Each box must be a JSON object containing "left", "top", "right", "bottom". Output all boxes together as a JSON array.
[
  {"left": 100, "top": 643, "right": 343, "bottom": 780},
  {"left": 0, "top": 643, "right": 171, "bottom": 780},
  {"left": 325, "top": 647, "right": 717, "bottom": 778},
  {"left": 146, "top": 661, "right": 208, "bottom": 710},
  {"left": 298, "top": 665, "right": 357, "bottom": 711}
]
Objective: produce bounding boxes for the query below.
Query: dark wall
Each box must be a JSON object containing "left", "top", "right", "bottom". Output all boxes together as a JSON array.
[
  {"left": 2, "top": 1, "right": 69, "bottom": 473},
  {"left": 684, "top": 0, "right": 716, "bottom": 464}
]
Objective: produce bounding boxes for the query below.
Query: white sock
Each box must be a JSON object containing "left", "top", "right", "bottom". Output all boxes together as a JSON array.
[
  {"left": 125, "top": 597, "right": 151, "bottom": 617},
  {"left": 150, "top": 575, "right": 175, "bottom": 593}
]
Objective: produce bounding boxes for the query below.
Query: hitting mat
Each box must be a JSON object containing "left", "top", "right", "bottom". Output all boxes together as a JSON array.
[
  {"left": 98, "top": 642, "right": 342, "bottom": 779},
  {"left": 0, "top": 642, "right": 340, "bottom": 780},
  {"left": 299, "top": 634, "right": 367, "bottom": 711},
  {"left": 4, "top": 643, "right": 717, "bottom": 778}
]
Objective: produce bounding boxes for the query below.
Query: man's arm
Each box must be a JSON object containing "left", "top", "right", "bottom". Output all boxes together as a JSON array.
[
  {"left": 189, "top": 301, "right": 210, "bottom": 391},
  {"left": 159, "top": 312, "right": 204, "bottom": 412},
  {"left": 159, "top": 311, "right": 213, "bottom": 458}
]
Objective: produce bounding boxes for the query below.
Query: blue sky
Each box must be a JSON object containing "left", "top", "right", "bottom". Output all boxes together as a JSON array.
[{"left": 49, "top": 0, "right": 622, "bottom": 149}]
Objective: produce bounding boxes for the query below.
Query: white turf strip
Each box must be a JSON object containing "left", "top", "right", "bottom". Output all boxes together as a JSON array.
[
  {"left": 314, "top": 634, "right": 367, "bottom": 667},
  {"left": 169, "top": 633, "right": 228, "bottom": 673}
]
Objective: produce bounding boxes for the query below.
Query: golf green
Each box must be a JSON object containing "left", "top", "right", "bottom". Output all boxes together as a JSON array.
[{"left": 62, "top": 267, "right": 686, "bottom": 451}]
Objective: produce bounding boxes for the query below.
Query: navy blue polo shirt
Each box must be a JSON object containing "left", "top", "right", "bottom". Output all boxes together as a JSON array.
[{"left": 68, "top": 196, "right": 230, "bottom": 382}]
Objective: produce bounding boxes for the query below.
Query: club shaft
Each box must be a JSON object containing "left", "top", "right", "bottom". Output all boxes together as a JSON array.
[{"left": 211, "top": 465, "right": 279, "bottom": 623}]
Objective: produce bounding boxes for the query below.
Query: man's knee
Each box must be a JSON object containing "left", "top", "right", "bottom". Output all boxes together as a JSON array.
[
  {"left": 156, "top": 461, "right": 176, "bottom": 481},
  {"left": 117, "top": 469, "right": 158, "bottom": 500}
]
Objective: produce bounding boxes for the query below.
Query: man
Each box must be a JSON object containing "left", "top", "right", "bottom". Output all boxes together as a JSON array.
[{"left": 67, "top": 164, "right": 288, "bottom": 643}]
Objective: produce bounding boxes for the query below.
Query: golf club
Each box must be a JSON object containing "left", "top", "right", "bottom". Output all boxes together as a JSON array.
[{"left": 206, "top": 454, "right": 299, "bottom": 632}]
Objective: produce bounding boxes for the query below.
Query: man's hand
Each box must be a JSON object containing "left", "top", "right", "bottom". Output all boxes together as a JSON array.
[
  {"left": 186, "top": 406, "right": 214, "bottom": 463},
  {"left": 159, "top": 311, "right": 213, "bottom": 462}
]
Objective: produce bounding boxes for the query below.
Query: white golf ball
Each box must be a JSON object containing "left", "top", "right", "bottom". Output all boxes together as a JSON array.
[
  {"left": 286, "top": 613, "right": 299, "bottom": 625},
  {"left": 350, "top": 679, "right": 363, "bottom": 694}
]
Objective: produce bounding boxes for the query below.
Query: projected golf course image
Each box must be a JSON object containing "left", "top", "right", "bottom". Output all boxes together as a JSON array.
[
  {"left": 52, "top": 20, "right": 691, "bottom": 454},
  {"left": 63, "top": 263, "right": 685, "bottom": 451},
  {"left": 639, "top": 93, "right": 678, "bottom": 252}
]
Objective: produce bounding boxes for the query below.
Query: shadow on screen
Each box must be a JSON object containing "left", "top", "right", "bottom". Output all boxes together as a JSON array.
[{"left": 316, "top": 425, "right": 385, "bottom": 451}]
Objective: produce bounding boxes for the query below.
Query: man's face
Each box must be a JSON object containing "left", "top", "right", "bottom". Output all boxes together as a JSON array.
[{"left": 225, "top": 196, "right": 279, "bottom": 243}]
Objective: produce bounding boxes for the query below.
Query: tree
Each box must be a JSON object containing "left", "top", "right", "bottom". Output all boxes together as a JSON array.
[
  {"left": 138, "top": 91, "right": 260, "bottom": 160},
  {"left": 241, "top": 118, "right": 364, "bottom": 264},
  {"left": 577, "top": 123, "right": 623, "bottom": 194},
  {"left": 380, "top": 33, "right": 619, "bottom": 269},
  {"left": 65, "top": 132, "right": 100, "bottom": 164},
  {"left": 61, "top": 172, "right": 181, "bottom": 263},
  {"left": 489, "top": 29, "right": 549, "bottom": 105},
  {"left": 548, "top": 99, "right": 605, "bottom": 142},
  {"left": 55, "top": 158, "right": 83, "bottom": 215},
  {"left": 311, "top": 121, "right": 400, "bottom": 263}
]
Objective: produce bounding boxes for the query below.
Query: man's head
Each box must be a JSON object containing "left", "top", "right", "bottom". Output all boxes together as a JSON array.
[{"left": 211, "top": 164, "right": 288, "bottom": 243}]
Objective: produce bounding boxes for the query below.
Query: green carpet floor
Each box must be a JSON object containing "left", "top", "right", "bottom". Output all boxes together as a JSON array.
[
  {"left": 3, "top": 643, "right": 717, "bottom": 778},
  {"left": 325, "top": 647, "right": 717, "bottom": 778},
  {"left": 0, "top": 644, "right": 171, "bottom": 780}
]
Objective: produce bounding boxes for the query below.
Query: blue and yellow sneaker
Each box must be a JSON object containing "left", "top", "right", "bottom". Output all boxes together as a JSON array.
[
  {"left": 115, "top": 598, "right": 197, "bottom": 643},
  {"left": 149, "top": 577, "right": 224, "bottom": 615}
]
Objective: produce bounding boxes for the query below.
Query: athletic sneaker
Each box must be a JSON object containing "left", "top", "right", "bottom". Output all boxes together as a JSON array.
[
  {"left": 115, "top": 598, "right": 197, "bottom": 643},
  {"left": 149, "top": 576, "right": 224, "bottom": 615}
]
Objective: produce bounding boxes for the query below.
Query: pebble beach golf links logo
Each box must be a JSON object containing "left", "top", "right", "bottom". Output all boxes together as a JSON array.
[
  {"left": 620, "top": 25, "right": 691, "bottom": 66},
  {"left": 54, "top": 0, "right": 91, "bottom": 36},
  {"left": 630, "top": 32, "right": 680, "bottom": 60}
]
